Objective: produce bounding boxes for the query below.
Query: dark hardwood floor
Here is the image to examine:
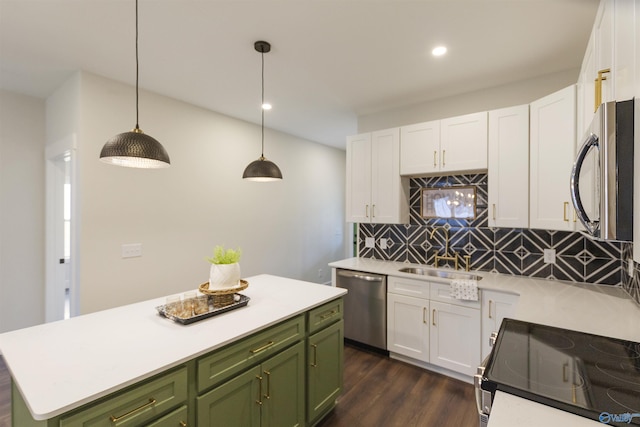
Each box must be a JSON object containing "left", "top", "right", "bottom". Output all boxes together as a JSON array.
[
  {"left": 318, "top": 344, "right": 478, "bottom": 427},
  {"left": 0, "top": 345, "right": 477, "bottom": 427}
]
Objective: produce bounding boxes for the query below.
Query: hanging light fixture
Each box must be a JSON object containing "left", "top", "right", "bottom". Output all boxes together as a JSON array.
[
  {"left": 242, "top": 41, "right": 283, "bottom": 181},
  {"left": 99, "top": 0, "right": 170, "bottom": 169}
]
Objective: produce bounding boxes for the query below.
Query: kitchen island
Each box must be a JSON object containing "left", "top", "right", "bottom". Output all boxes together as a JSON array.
[{"left": 0, "top": 274, "right": 346, "bottom": 426}]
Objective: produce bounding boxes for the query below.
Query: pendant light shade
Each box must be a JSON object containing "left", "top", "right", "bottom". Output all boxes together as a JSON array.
[
  {"left": 243, "top": 41, "right": 282, "bottom": 181},
  {"left": 99, "top": 0, "right": 170, "bottom": 169}
]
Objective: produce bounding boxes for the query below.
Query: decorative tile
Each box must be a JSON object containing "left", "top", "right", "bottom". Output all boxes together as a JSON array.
[{"left": 355, "top": 172, "right": 633, "bottom": 300}]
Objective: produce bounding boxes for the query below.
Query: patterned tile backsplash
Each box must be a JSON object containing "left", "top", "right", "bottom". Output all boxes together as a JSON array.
[{"left": 358, "top": 173, "right": 640, "bottom": 304}]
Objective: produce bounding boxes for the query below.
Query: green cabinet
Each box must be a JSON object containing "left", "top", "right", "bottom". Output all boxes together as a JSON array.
[
  {"left": 197, "top": 341, "right": 305, "bottom": 427},
  {"left": 307, "top": 300, "right": 344, "bottom": 426}
]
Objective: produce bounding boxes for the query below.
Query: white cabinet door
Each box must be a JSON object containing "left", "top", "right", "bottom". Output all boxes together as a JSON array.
[
  {"left": 346, "top": 133, "right": 372, "bottom": 223},
  {"left": 577, "top": 33, "right": 596, "bottom": 139},
  {"left": 387, "top": 293, "right": 429, "bottom": 362},
  {"left": 400, "top": 121, "right": 440, "bottom": 175},
  {"left": 440, "top": 111, "right": 488, "bottom": 173},
  {"left": 481, "top": 290, "right": 519, "bottom": 360},
  {"left": 488, "top": 105, "right": 529, "bottom": 228},
  {"left": 613, "top": 0, "right": 636, "bottom": 101},
  {"left": 371, "top": 128, "right": 405, "bottom": 224},
  {"left": 429, "top": 300, "right": 481, "bottom": 376},
  {"left": 595, "top": 0, "right": 615, "bottom": 104},
  {"left": 529, "top": 85, "right": 577, "bottom": 231}
]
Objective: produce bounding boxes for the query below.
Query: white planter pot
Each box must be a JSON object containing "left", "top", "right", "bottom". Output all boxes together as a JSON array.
[{"left": 209, "top": 263, "right": 241, "bottom": 290}]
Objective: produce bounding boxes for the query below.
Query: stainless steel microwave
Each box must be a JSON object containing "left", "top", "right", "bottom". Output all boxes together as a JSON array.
[{"left": 570, "top": 99, "right": 634, "bottom": 241}]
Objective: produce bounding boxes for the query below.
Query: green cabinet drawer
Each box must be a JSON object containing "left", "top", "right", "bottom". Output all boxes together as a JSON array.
[
  {"left": 145, "top": 404, "right": 187, "bottom": 426},
  {"left": 307, "top": 298, "right": 343, "bottom": 334},
  {"left": 197, "top": 315, "right": 305, "bottom": 392},
  {"left": 59, "top": 367, "right": 187, "bottom": 427}
]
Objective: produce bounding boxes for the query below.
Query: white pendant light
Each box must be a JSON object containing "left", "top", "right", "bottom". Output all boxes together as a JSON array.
[
  {"left": 100, "top": 0, "right": 170, "bottom": 169},
  {"left": 242, "top": 41, "right": 282, "bottom": 181}
]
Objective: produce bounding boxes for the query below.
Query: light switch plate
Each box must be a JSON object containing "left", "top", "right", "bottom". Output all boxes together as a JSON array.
[
  {"left": 543, "top": 249, "right": 556, "bottom": 264},
  {"left": 365, "top": 237, "right": 375, "bottom": 248}
]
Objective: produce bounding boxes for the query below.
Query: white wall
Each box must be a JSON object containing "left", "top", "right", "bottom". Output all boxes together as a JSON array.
[
  {"left": 67, "top": 72, "right": 345, "bottom": 314},
  {"left": 0, "top": 90, "right": 46, "bottom": 333},
  {"left": 357, "top": 69, "right": 578, "bottom": 132}
]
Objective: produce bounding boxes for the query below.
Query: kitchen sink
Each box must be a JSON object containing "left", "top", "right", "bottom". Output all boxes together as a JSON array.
[{"left": 398, "top": 267, "right": 482, "bottom": 281}]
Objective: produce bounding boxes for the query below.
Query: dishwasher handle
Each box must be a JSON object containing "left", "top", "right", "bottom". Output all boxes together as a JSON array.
[{"left": 336, "top": 270, "right": 384, "bottom": 282}]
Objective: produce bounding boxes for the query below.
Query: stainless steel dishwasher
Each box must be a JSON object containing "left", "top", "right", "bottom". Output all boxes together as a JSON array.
[{"left": 335, "top": 269, "right": 387, "bottom": 350}]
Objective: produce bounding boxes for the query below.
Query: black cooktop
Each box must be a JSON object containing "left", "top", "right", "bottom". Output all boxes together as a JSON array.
[{"left": 482, "top": 318, "right": 640, "bottom": 426}]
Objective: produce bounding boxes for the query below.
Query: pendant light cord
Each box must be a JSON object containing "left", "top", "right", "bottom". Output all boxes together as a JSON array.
[
  {"left": 260, "top": 49, "right": 265, "bottom": 158},
  {"left": 135, "top": 0, "right": 140, "bottom": 131}
]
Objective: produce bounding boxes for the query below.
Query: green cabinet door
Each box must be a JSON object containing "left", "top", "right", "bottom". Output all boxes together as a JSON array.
[
  {"left": 197, "top": 366, "right": 262, "bottom": 427},
  {"left": 307, "top": 320, "right": 344, "bottom": 425},
  {"left": 261, "top": 341, "right": 305, "bottom": 427}
]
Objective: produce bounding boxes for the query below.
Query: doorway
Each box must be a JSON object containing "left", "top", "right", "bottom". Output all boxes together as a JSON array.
[{"left": 45, "top": 135, "right": 78, "bottom": 321}]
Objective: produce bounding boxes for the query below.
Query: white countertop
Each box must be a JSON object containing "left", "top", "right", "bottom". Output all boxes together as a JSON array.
[
  {"left": 329, "top": 257, "right": 640, "bottom": 342},
  {"left": 0, "top": 274, "right": 346, "bottom": 420},
  {"left": 329, "top": 257, "right": 640, "bottom": 427}
]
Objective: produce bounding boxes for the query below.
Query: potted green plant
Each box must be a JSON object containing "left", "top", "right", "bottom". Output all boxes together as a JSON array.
[{"left": 206, "top": 246, "right": 242, "bottom": 290}]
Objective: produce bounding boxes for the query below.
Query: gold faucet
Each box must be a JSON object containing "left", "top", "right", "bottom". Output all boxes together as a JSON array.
[{"left": 428, "top": 227, "right": 471, "bottom": 271}]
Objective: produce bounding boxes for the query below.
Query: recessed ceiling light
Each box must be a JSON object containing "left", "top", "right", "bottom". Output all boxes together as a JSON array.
[
  {"left": 262, "top": 103, "right": 272, "bottom": 110},
  {"left": 432, "top": 46, "right": 447, "bottom": 57}
]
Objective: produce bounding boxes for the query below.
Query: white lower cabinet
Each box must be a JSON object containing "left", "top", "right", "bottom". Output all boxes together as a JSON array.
[
  {"left": 387, "top": 276, "right": 481, "bottom": 377},
  {"left": 481, "top": 290, "right": 519, "bottom": 360}
]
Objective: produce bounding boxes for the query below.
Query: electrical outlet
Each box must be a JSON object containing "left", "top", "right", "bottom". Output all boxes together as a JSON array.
[
  {"left": 365, "top": 237, "right": 375, "bottom": 248},
  {"left": 317, "top": 268, "right": 323, "bottom": 278},
  {"left": 627, "top": 258, "right": 635, "bottom": 276},
  {"left": 543, "top": 249, "right": 556, "bottom": 264},
  {"left": 122, "top": 243, "right": 142, "bottom": 258},
  {"left": 378, "top": 238, "right": 387, "bottom": 249}
]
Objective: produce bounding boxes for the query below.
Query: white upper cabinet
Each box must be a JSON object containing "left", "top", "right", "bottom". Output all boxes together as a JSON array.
[
  {"left": 529, "top": 85, "right": 577, "bottom": 231},
  {"left": 577, "top": 0, "right": 637, "bottom": 137},
  {"left": 440, "top": 112, "right": 488, "bottom": 173},
  {"left": 400, "top": 120, "right": 440, "bottom": 175},
  {"left": 400, "top": 112, "right": 488, "bottom": 176},
  {"left": 488, "top": 105, "right": 529, "bottom": 228},
  {"left": 346, "top": 128, "right": 409, "bottom": 224}
]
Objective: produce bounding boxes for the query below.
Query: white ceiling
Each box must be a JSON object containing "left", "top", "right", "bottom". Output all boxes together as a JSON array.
[{"left": 0, "top": 0, "right": 599, "bottom": 149}]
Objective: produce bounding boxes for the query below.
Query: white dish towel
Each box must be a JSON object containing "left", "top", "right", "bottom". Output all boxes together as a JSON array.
[{"left": 450, "top": 279, "right": 478, "bottom": 301}]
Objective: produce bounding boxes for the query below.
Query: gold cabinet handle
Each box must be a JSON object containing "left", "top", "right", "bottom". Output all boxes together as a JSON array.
[
  {"left": 433, "top": 150, "right": 437, "bottom": 167},
  {"left": 492, "top": 204, "right": 496, "bottom": 221},
  {"left": 250, "top": 341, "right": 275, "bottom": 354},
  {"left": 488, "top": 300, "right": 493, "bottom": 319},
  {"left": 311, "top": 344, "right": 318, "bottom": 367},
  {"left": 423, "top": 307, "right": 427, "bottom": 324},
  {"left": 365, "top": 204, "right": 369, "bottom": 218},
  {"left": 432, "top": 309, "right": 436, "bottom": 326},
  {"left": 563, "top": 202, "right": 569, "bottom": 222},
  {"left": 256, "top": 375, "right": 263, "bottom": 406},
  {"left": 180, "top": 422, "right": 187, "bottom": 427},
  {"left": 110, "top": 398, "right": 156, "bottom": 422},
  {"left": 372, "top": 204, "right": 376, "bottom": 218},
  {"left": 264, "top": 370, "right": 271, "bottom": 399},
  {"left": 320, "top": 309, "right": 337, "bottom": 320},
  {"left": 442, "top": 150, "right": 446, "bottom": 167},
  {"left": 594, "top": 68, "right": 611, "bottom": 112}
]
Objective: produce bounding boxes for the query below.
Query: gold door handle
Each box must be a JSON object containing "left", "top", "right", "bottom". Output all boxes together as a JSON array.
[
  {"left": 433, "top": 150, "right": 437, "bottom": 167},
  {"left": 563, "top": 202, "right": 569, "bottom": 222},
  {"left": 488, "top": 300, "right": 493, "bottom": 319},
  {"left": 594, "top": 68, "right": 611, "bottom": 112},
  {"left": 442, "top": 150, "right": 446, "bottom": 167},
  {"left": 264, "top": 370, "right": 271, "bottom": 399},
  {"left": 110, "top": 398, "right": 156, "bottom": 422},
  {"left": 250, "top": 341, "right": 275, "bottom": 354},
  {"left": 432, "top": 309, "right": 436, "bottom": 326},
  {"left": 311, "top": 344, "right": 318, "bottom": 367},
  {"left": 423, "top": 307, "right": 427, "bottom": 324},
  {"left": 256, "top": 375, "right": 263, "bottom": 406}
]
